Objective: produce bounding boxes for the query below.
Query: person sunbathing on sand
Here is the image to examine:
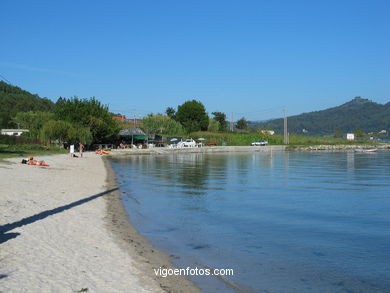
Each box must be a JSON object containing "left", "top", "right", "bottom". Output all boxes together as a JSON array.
[{"left": 27, "top": 156, "right": 46, "bottom": 166}]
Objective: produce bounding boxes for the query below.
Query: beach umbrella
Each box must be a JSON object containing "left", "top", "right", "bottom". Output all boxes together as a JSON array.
[{"left": 118, "top": 128, "right": 147, "bottom": 145}]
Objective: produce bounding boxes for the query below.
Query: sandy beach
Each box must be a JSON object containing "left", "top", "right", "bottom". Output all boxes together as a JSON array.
[{"left": 0, "top": 153, "right": 201, "bottom": 293}]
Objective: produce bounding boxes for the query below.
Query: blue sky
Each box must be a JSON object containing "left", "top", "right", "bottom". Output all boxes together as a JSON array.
[{"left": 1, "top": 0, "right": 389, "bottom": 121}]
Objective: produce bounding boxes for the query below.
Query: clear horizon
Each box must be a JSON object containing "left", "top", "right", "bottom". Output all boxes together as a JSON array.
[{"left": 1, "top": 0, "right": 389, "bottom": 121}]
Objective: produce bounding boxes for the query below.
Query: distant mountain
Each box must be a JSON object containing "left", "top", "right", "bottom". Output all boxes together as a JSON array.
[
  {"left": 0, "top": 81, "right": 55, "bottom": 128},
  {"left": 252, "top": 97, "right": 390, "bottom": 136}
]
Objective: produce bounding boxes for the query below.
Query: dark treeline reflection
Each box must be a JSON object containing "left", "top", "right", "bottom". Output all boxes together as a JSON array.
[{"left": 112, "top": 154, "right": 230, "bottom": 195}]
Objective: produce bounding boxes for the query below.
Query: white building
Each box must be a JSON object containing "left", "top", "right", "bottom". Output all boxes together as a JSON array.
[
  {"left": 346, "top": 133, "right": 355, "bottom": 140},
  {"left": 1, "top": 129, "right": 29, "bottom": 136}
]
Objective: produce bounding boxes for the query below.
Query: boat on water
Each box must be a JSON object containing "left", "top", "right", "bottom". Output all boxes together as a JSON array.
[{"left": 354, "top": 148, "right": 378, "bottom": 152}]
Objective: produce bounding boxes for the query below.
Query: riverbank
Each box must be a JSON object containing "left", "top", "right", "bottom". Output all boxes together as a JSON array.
[{"left": 0, "top": 153, "right": 200, "bottom": 293}]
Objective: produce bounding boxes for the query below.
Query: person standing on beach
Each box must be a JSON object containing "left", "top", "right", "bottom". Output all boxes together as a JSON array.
[
  {"left": 79, "top": 143, "right": 84, "bottom": 158},
  {"left": 70, "top": 144, "right": 75, "bottom": 157}
]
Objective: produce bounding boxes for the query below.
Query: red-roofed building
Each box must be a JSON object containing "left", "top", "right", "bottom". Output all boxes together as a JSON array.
[
  {"left": 112, "top": 116, "right": 143, "bottom": 126},
  {"left": 112, "top": 116, "right": 132, "bottom": 122}
]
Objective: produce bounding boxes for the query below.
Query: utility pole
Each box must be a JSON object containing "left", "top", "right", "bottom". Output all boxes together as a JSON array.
[
  {"left": 132, "top": 111, "right": 138, "bottom": 145},
  {"left": 230, "top": 112, "right": 234, "bottom": 131},
  {"left": 283, "top": 108, "right": 289, "bottom": 144}
]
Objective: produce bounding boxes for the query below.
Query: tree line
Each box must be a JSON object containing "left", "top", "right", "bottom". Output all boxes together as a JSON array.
[
  {"left": 1, "top": 81, "right": 253, "bottom": 145},
  {"left": 0, "top": 81, "right": 119, "bottom": 145},
  {"left": 144, "top": 99, "right": 249, "bottom": 136},
  {"left": 12, "top": 97, "right": 118, "bottom": 145}
]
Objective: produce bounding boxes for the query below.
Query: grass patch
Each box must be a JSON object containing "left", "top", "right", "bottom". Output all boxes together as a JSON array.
[
  {"left": 287, "top": 134, "right": 378, "bottom": 146},
  {"left": 189, "top": 131, "right": 378, "bottom": 146},
  {"left": 0, "top": 143, "right": 67, "bottom": 161}
]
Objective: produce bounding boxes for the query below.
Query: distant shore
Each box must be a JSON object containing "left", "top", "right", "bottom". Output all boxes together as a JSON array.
[
  {"left": 0, "top": 153, "right": 201, "bottom": 293},
  {"left": 286, "top": 144, "right": 390, "bottom": 151},
  {"left": 111, "top": 145, "right": 286, "bottom": 155},
  {"left": 108, "top": 144, "right": 390, "bottom": 156}
]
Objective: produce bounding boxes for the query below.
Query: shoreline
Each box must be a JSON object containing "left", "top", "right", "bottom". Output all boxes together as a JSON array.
[
  {"left": 0, "top": 153, "right": 198, "bottom": 293},
  {"left": 104, "top": 156, "right": 256, "bottom": 293},
  {"left": 103, "top": 149, "right": 387, "bottom": 292},
  {"left": 111, "top": 145, "right": 284, "bottom": 156},
  {"left": 102, "top": 157, "right": 202, "bottom": 293},
  {"left": 286, "top": 144, "right": 390, "bottom": 151},
  {"left": 108, "top": 144, "right": 390, "bottom": 156}
]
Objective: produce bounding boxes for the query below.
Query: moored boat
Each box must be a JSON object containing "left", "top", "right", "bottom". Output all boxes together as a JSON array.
[{"left": 354, "top": 148, "right": 378, "bottom": 152}]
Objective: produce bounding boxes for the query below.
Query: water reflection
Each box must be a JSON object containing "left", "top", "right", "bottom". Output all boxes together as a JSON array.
[
  {"left": 347, "top": 151, "right": 355, "bottom": 171},
  {"left": 110, "top": 152, "right": 390, "bottom": 293}
]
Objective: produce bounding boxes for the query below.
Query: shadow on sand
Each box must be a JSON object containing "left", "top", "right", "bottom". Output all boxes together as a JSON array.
[{"left": 0, "top": 188, "right": 118, "bottom": 245}]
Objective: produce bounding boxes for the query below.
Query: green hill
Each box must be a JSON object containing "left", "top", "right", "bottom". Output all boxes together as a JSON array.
[
  {"left": 253, "top": 97, "right": 390, "bottom": 136},
  {"left": 0, "top": 81, "right": 55, "bottom": 128}
]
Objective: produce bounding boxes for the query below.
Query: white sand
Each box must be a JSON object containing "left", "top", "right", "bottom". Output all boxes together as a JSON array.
[{"left": 0, "top": 153, "right": 163, "bottom": 293}]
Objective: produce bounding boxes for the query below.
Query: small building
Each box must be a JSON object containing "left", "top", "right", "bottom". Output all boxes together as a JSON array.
[
  {"left": 346, "top": 133, "right": 355, "bottom": 140},
  {"left": 1, "top": 129, "right": 29, "bottom": 136},
  {"left": 112, "top": 116, "right": 143, "bottom": 126},
  {"left": 112, "top": 116, "right": 132, "bottom": 122}
]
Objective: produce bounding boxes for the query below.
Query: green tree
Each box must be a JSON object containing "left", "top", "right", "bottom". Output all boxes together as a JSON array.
[
  {"left": 165, "top": 107, "right": 176, "bottom": 120},
  {"left": 142, "top": 114, "right": 184, "bottom": 136},
  {"left": 236, "top": 117, "right": 248, "bottom": 130},
  {"left": 354, "top": 128, "right": 365, "bottom": 138},
  {"left": 12, "top": 111, "right": 55, "bottom": 137},
  {"left": 0, "top": 81, "right": 55, "bottom": 128},
  {"left": 40, "top": 120, "right": 93, "bottom": 145},
  {"left": 40, "top": 120, "right": 73, "bottom": 145},
  {"left": 207, "top": 118, "right": 220, "bottom": 132},
  {"left": 333, "top": 129, "right": 343, "bottom": 138},
  {"left": 55, "top": 96, "right": 119, "bottom": 143},
  {"left": 77, "top": 127, "right": 93, "bottom": 145},
  {"left": 211, "top": 111, "right": 227, "bottom": 131},
  {"left": 175, "top": 100, "right": 209, "bottom": 133}
]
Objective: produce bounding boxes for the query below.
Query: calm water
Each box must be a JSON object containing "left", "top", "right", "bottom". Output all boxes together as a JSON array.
[{"left": 110, "top": 151, "right": 390, "bottom": 293}]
